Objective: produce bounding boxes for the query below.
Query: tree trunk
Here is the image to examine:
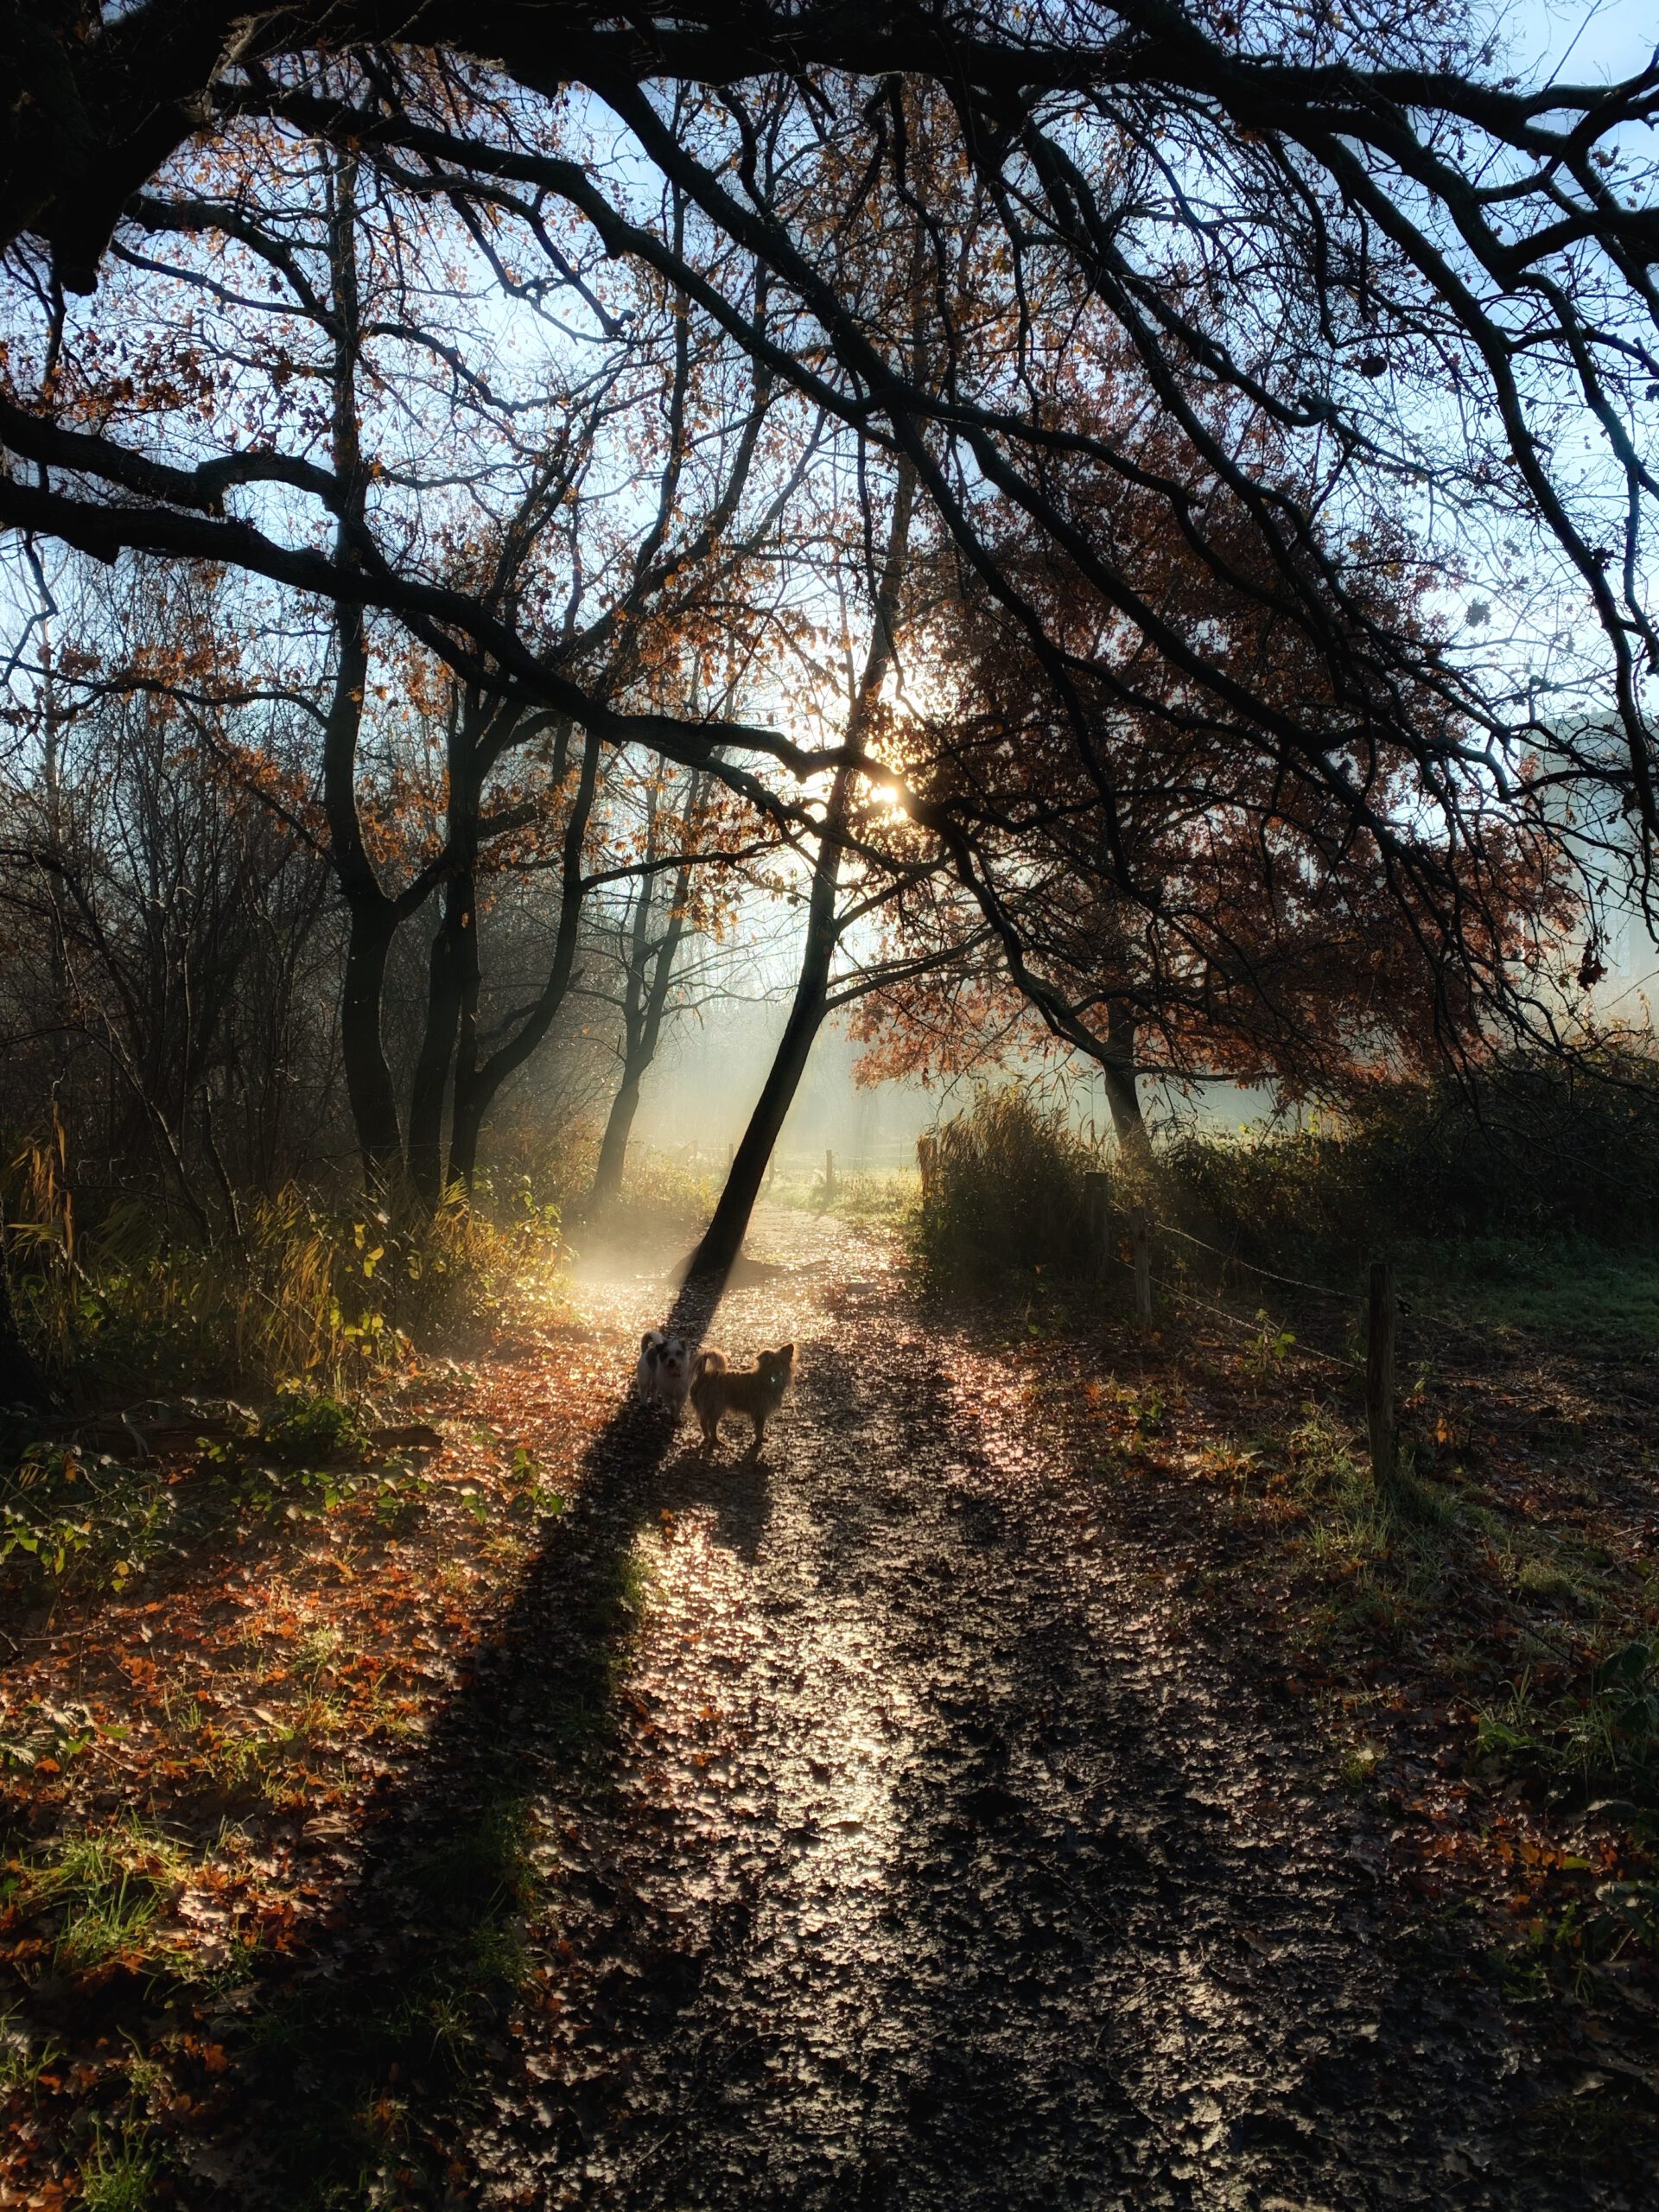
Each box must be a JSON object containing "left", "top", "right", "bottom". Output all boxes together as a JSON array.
[
  {"left": 340, "top": 886, "right": 404, "bottom": 1194},
  {"left": 683, "top": 453, "right": 916, "bottom": 1283},
  {"left": 407, "top": 873, "right": 470, "bottom": 1211},
  {"left": 683, "top": 766, "right": 849, "bottom": 1282},
  {"left": 444, "top": 1058, "right": 490, "bottom": 1196},
  {"left": 319, "top": 153, "right": 407, "bottom": 1198},
  {"left": 448, "top": 729, "right": 601, "bottom": 1190},
  {"left": 1103, "top": 1004, "right": 1151, "bottom": 1164},
  {"left": 590, "top": 1068, "right": 644, "bottom": 1210},
  {"left": 682, "top": 969, "right": 833, "bottom": 1286},
  {"left": 589, "top": 828, "right": 697, "bottom": 1213}
]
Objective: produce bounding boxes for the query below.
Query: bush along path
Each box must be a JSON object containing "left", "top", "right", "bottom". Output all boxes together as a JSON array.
[{"left": 3, "top": 1208, "right": 1656, "bottom": 2207}]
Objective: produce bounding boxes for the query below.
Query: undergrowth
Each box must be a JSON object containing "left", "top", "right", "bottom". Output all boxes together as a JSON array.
[
  {"left": 592, "top": 1146, "right": 719, "bottom": 1243},
  {"left": 2, "top": 1144, "right": 563, "bottom": 1407},
  {"left": 1161, "top": 1039, "right": 1659, "bottom": 1268},
  {"left": 910, "top": 1090, "right": 1109, "bottom": 1290}
]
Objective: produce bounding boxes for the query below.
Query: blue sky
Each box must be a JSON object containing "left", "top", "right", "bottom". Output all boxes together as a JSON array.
[{"left": 1505, "top": 0, "right": 1657, "bottom": 81}]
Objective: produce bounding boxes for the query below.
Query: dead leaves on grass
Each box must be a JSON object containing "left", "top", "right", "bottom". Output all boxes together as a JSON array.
[
  {"left": 1019, "top": 1303, "right": 1659, "bottom": 2047},
  {"left": 0, "top": 1325, "right": 622, "bottom": 2206}
]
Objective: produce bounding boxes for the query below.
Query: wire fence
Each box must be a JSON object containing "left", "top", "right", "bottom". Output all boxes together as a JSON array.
[
  {"left": 1147, "top": 1218, "right": 1465, "bottom": 1334},
  {"left": 1093, "top": 1236, "right": 1362, "bottom": 1375},
  {"left": 1090, "top": 1201, "right": 1474, "bottom": 1388},
  {"left": 666, "top": 1132, "right": 1449, "bottom": 1384}
]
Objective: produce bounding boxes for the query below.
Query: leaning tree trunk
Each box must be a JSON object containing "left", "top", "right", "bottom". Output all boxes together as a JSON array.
[
  {"left": 684, "top": 454, "right": 916, "bottom": 1283},
  {"left": 683, "top": 765, "right": 849, "bottom": 1283},
  {"left": 682, "top": 963, "right": 834, "bottom": 1285}
]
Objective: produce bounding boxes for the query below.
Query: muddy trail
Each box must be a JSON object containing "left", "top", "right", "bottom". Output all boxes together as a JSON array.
[{"left": 205, "top": 1208, "right": 1626, "bottom": 2209}]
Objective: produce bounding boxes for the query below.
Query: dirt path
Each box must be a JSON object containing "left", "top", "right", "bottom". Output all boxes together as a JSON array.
[{"left": 413, "top": 1207, "right": 1614, "bottom": 2212}]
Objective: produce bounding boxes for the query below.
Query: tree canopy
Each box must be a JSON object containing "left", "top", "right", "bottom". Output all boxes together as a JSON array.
[{"left": 3, "top": 1, "right": 1656, "bottom": 1136}]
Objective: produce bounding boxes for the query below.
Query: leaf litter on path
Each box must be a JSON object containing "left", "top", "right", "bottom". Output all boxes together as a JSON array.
[{"left": 3, "top": 1205, "right": 1651, "bottom": 2206}]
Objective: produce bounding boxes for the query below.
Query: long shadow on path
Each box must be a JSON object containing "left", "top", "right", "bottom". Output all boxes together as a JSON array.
[
  {"left": 197, "top": 1270, "right": 729, "bottom": 2206},
  {"left": 203, "top": 1263, "right": 1622, "bottom": 2210},
  {"left": 478, "top": 1312, "right": 1611, "bottom": 2209}
]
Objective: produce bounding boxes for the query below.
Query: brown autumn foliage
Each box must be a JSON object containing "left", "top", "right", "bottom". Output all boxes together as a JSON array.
[{"left": 850, "top": 404, "right": 1579, "bottom": 1134}]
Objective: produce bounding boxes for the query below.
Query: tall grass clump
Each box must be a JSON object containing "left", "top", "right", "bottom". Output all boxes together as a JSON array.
[
  {"left": 607, "top": 1145, "right": 720, "bottom": 1237},
  {"left": 912, "top": 1089, "right": 1106, "bottom": 1291}
]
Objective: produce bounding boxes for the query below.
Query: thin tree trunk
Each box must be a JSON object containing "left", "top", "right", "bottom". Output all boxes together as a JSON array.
[
  {"left": 684, "top": 453, "right": 917, "bottom": 1281},
  {"left": 321, "top": 149, "right": 404, "bottom": 1198},
  {"left": 683, "top": 626, "right": 882, "bottom": 1284},
  {"left": 591, "top": 1069, "right": 645, "bottom": 1208},
  {"left": 448, "top": 729, "right": 601, "bottom": 1189},
  {"left": 589, "top": 831, "right": 697, "bottom": 1212},
  {"left": 200, "top": 1090, "right": 249, "bottom": 1262},
  {"left": 339, "top": 881, "right": 404, "bottom": 1192},
  {"left": 407, "top": 871, "right": 470, "bottom": 1210},
  {"left": 682, "top": 924, "right": 836, "bottom": 1283}
]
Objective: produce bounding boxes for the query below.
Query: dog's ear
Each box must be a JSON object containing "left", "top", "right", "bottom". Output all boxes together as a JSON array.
[
  {"left": 640, "top": 1332, "right": 654, "bottom": 1354},
  {"left": 779, "top": 1344, "right": 795, "bottom": 1362}
]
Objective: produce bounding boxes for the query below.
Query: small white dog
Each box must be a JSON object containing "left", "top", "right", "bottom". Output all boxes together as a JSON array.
[{"left": 635, "top": 1329, "right": 691, "bottom": 1415}]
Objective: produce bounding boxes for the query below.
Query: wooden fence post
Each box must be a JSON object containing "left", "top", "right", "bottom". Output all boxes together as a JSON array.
[
  {"left": 917, "top": 1132, "right": 937, "bottom": 1198},
  {"left": 823, "top": 1147, "right": 836, "bottom": 1200},
  {"left": 1084, "top": 1170, "right": 1110, "bottom": 1283},
  {"left": 1132, "top": 1206, "right": 1154, "bottom": 1321},
  {"left": 1365, "top": 1259, "right": 1396, "bottom": 1482}
]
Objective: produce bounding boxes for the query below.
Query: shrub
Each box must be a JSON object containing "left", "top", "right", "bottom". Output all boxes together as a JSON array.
[
  {"left": 257, "top": 1385, "right": 371, "bottom": 1466},
  {"left": 912, "top": 1088, "right": 1107, "bottom": 1290},
  {"left": 0, "top": 1443, "right": 170, "bottom": 1596},
  {"left": 1160, "top": 1042, "right": 1659, "bottom": 1267}
]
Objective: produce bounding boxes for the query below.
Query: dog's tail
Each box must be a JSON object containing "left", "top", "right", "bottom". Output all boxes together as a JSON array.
[{"left": 690, "top": 1349, "right": 726, "bottom": 1387}]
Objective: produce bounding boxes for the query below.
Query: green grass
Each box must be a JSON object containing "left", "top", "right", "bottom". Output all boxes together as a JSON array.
[
  {"left": 773, "top": 1163, "right": 918, "bottom": 1230},
  {"left": 1281, "top": 1411, "right": 1463, "bottom": 1642},
  {"left": 79, "top": 2132, "right": 160, "bottom": 2212},
  {"left": 0, "top": 2009, "right": 61, "bottom": 2095},
  {"left": 1474, "top": 1642, "right": 1659, "bottom": 1801},
  {"left": 1399, "top": 1237, "right": 1659, "bottom": 1351},
  {"left": 9, "top": 1819, "right": 193, "bottom": 1976}
]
